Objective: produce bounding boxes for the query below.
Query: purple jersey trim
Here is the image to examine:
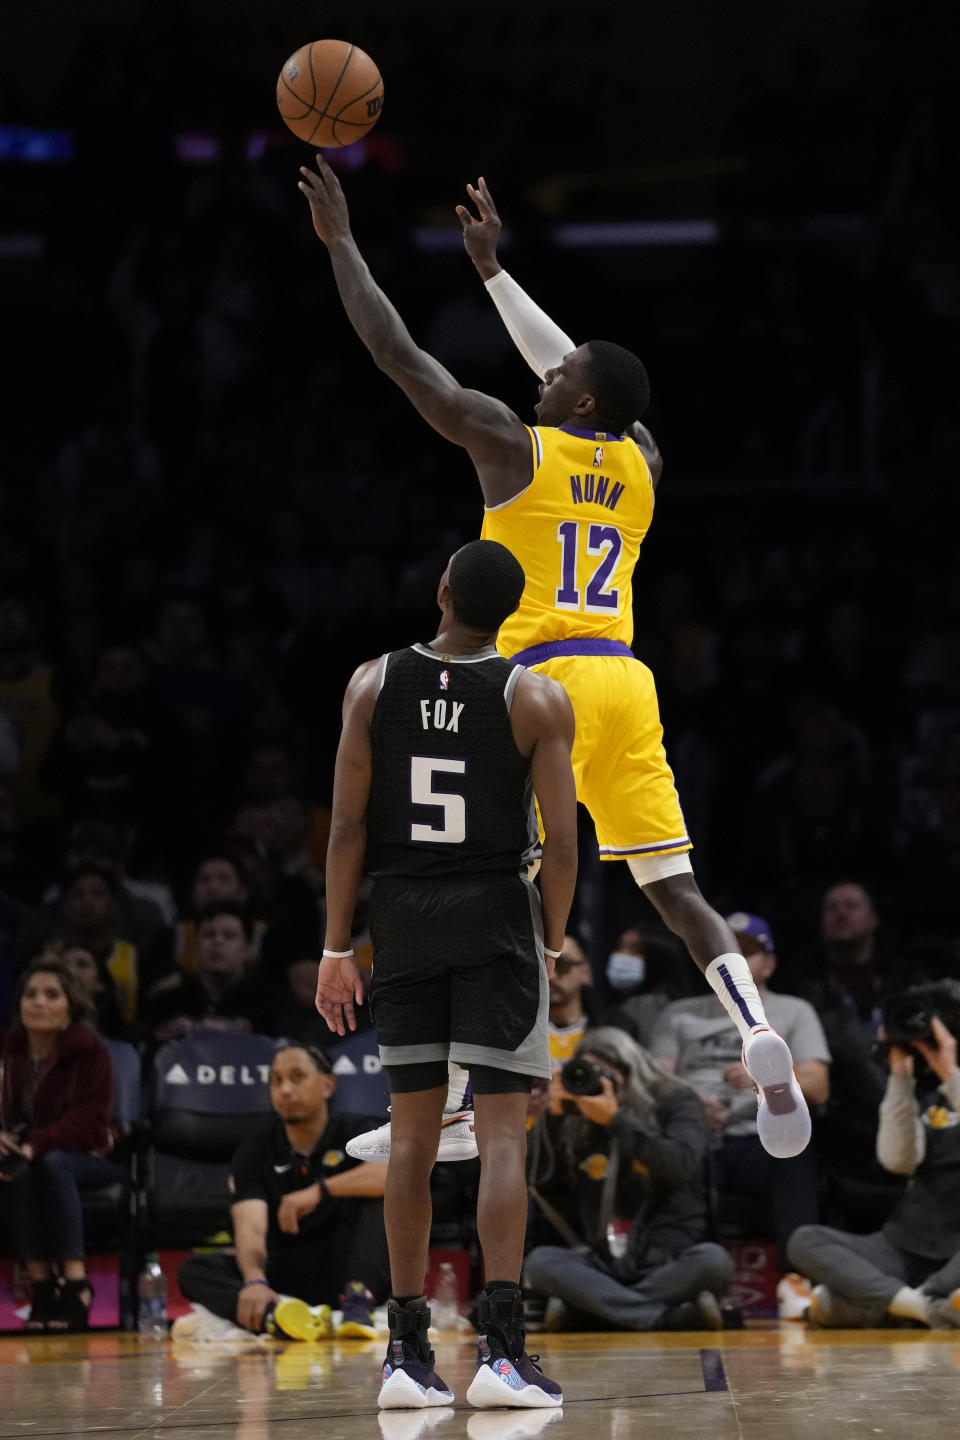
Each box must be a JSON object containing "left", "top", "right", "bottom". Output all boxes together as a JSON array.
[
  {"left": 556, "top": 424, "right": 628, "bottom": 441},
  {"left": 598, "top": 839, "right": 691, "bottom": 856},
  {"left": 510, "top": 637, "right": 634, "bottom": 668},
  {"left": 717, "top": 961, "right": 759, "bottom": 1029}
]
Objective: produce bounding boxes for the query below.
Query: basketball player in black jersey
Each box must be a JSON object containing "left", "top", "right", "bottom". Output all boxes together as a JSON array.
[{"left": 316, "top": 540, "right": 576, "bottom": 1411}]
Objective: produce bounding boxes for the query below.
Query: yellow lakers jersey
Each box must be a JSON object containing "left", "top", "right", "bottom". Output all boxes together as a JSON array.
[{"left": 480, "top": 424, "right": 654, "bottom": 658}]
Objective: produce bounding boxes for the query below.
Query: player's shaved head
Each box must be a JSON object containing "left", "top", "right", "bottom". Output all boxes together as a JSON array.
[
  {"left": 584, "top": 340, "right": 650, "bottom": 430},
  {"left": 447, "top": 539, "right": 525, "bottom": 632}
]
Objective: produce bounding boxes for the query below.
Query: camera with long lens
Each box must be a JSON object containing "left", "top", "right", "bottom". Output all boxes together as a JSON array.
[
  {"left": 880, "top": 979, "right": 960, "bottom": 1053},
  {"left": 560, "top": 1056, "right": 621, "bottom": 1097}
]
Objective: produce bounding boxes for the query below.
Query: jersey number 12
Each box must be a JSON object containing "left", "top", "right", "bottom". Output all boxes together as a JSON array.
[{"left": 556, "top": 521, "right": 622, "bottom": 612}]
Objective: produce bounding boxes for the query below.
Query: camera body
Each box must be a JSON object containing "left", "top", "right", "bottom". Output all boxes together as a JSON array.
[
  {"left": 560, "top": 1056, "right": 621, "bottom": 1097},
  {"left": 881, "top": 978, "right": 960, "bottom": 1052}
]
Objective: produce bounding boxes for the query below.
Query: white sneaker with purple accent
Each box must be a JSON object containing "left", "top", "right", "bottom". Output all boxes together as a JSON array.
[
  {"left": 347, "top": 1111, "right": 478, "bottom": 1164},
  {"left": 743, "top": 1028, "right": 812, "bottom": 1159}
]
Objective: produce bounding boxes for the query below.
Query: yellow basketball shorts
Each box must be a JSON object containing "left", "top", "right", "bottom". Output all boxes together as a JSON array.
[{"left": 533, "top": 653, "right": 692, "bottom": 861}]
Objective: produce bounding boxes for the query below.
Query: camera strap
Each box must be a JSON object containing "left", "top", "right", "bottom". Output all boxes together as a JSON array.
[
  {"left": 595, "top": 1138, "right": 621, "bottom": 1249},
  {"left": 527, "top": 1135, "right": 623, "bottom": 1255},
  {"left": 527, "top": 1185, "right": 592, "bottom": 1254}
]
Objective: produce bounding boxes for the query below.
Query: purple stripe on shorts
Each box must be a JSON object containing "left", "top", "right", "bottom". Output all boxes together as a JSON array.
[
  {"left": 510, "top": 637, "right": 635, "bottom": 668},
  {"left": 717, "top": 961, "right": 758, "bottom": 1029}
]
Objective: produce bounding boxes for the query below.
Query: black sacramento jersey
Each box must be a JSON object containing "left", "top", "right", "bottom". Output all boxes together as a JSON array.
[{"left": 366, "top": 643, "right": 540, "bottom": 878}]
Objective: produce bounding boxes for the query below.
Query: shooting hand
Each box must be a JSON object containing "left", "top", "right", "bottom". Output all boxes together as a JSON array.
[
  {"left": 298, "top": 154, "right": 351, "bottom": 246},
  {"left": 456, "top": 176, "right": 503, "bottom": 280}
]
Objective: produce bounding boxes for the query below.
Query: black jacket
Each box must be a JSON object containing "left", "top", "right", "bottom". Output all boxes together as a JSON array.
[{"left": 528, "top": 1082, "right": 710, "bottom": 1281}]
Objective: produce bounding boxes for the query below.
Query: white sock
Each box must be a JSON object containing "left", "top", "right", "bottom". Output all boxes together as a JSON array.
[
  {"left": 444, "top": 1062, "right": 471, "bottom": 1116},
  {"left": 887, "top": 1286, "right": 931, "bottom": 1323},
  {"left": 704, "top": 953, "right": 770, "bottom": 1043}
]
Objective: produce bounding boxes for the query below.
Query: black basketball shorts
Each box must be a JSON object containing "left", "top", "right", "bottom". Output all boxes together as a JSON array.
[{"left": 368, "top": 871, "right": 550, "bottom": 1080}]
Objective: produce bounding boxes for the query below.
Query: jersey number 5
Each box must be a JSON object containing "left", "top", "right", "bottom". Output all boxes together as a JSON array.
[
  {"left": 410, "top": 756, "right": 466, "bottom": 843},
  {"left": 556, "top": 521, "right": 622, "bottom": 613}
]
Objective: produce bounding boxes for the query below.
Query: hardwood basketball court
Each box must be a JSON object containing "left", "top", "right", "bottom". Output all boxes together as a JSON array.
[{"left": 3, "top": 1325, "right": 959, "bottom": 1439}]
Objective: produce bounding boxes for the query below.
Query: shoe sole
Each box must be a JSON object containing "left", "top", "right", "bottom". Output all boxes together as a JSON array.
[
  {"left": 378, "top": 1368, "right": 455, "bottom": 1409},
  {"left": 466, "top": 1363, "right": 563, "bottom": 1409},
  {"left": 744, "top": 1030, "right": 812, "bottom": 1159},
  {"left": 337, "top": 1319, "right": 379, "bottom": 1340},
  {"left": 695, "top": 1291, "right": 723, "bottom": 1330},
  {"left": 273, "top": 1300, "right": 332, "bottom": 1341}
]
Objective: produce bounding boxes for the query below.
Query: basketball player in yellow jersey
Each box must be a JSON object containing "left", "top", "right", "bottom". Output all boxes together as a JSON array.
[{"left": 298, "top": 156, "right": 810, "bottom": 1161}]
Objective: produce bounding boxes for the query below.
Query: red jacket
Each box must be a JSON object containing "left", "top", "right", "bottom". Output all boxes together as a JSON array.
[{"left": 0, "top": 1022, "right": 115, "bottom": 1159}]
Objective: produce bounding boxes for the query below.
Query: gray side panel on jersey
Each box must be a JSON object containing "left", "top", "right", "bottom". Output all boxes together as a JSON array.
[
  {"left": 374, "top": 652, "right": 391, "bottom": 695},
  {"left": 503, "top": 664, "right": 524, "bottom": 713},
  {"left": 449, "top": 876, "right": 551, "bottom": 1080},
  {"left": 506, "top": 665, "right": 540, "bottom": 864},
  {"left": 521, "top": 775, "right": 540, "bottom": 868}
]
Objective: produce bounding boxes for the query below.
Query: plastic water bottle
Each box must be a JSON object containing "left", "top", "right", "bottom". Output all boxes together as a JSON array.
[
  {"left": 138, "top": 1253, "right": 168, "bottom": 1339},
  {"left": 431, "top": 1261, "right": 459, "bottom": 1331}
]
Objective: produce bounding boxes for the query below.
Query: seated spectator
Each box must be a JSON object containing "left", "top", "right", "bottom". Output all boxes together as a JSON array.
[
  {"left": 786, "top": 1014, "right": 960, "bottom": 1329},
  {"left": 176, "top": 1042, "right": 389, "bottom": 1341},
  {"left": 16, "top": 819, "right": 168, "bottom": 966},
  {"left": 57, "top": 943, "right": 130, "bottom": 1041},
  {"left": 142, "top": 901, "right": 265, "bottom": 1046},
  {"left": 547, "top": 932, "right": 601, "bottom": 1065},
  {"left": 794, "top": 881, "right": 913, "bottom": 1225},
  {"left": 151, "top": 850, "right": 265, "bottom": 979},
  {"left": 606, "top": 925, "right": 694, "bottom": 1048},
  {"left": 523, "top": 1026, "right": 733, "bottom": 1331},
  {"left": 235, "top": 739, "right": 331, "bottom": 881},
  {"left": 39, "top": 637, "right": 186, "bottom": 856},
  {"left": 42, "top": 863, "right": 142, "bottom": 1028},
  {"left": 651, "top": 911, "right": 830, "bottom": 1270},
  {"left": 0, "top": 958, "right": 126, "bottom": 1333}
]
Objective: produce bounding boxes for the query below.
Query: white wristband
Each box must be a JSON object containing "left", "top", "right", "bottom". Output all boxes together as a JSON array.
[
  {"left": 322, "top": 948, "right": 354, "bottom": 959},
  {"left": 544, "top": 946, "right": 562, "bottom": 959}
]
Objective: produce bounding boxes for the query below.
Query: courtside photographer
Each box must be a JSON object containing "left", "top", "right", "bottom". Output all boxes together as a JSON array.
[
  {"left": 786, "top": 981, "right": 960, "bottom": 1327},
  {"left": 523, "top": 1026, "right": 733, "bottom": 1330}
]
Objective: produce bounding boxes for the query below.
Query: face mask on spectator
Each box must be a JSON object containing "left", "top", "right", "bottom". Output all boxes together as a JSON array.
[{"left": 606, "top": 952, "right": 646, "bottom": 991}]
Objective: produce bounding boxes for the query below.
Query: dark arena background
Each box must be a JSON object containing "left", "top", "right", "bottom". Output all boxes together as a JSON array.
[{"left": 2, "top": 2, "right": 960, "bottom": 1436}]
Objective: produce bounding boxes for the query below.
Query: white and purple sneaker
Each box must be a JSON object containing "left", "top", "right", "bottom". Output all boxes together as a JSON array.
[
  {"left": 466, "top": 1336, "right": 563, "bottom": 1410},
  {"left": 378, "top": 1299, "right": 454, "bottom": 1411},
  {"left": 379, "top": 1339, "right": 455, "bottom": 1410},
  {"left": 465, "top": 1289, "right": 562, "bottom": 1410},
  {"left": 743, "top": 1027, "right": 812, "bottom": 1159},
  {"left": 348, "top": 1110, "right": 478, "bottom": 1164}
]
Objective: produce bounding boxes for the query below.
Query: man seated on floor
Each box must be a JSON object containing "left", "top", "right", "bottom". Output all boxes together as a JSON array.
[
  {"left": 783, "top": 999, "right": 960, "bottom": 1329},
  {"left": 523, "top": 1026, "right": 734, "bottom": 1331},
  {"left": 176, "top": 1042, "right": 390, "bottom": 1341}
]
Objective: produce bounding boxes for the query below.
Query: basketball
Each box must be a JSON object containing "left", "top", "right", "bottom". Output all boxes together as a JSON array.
[{"left": 276, "top": 39, "right": 384, "bottom": 148}]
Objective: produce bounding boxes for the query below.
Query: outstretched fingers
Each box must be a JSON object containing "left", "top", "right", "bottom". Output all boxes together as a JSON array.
[{"left": 476, "top": 176, "right": 499, "bottom": 219}]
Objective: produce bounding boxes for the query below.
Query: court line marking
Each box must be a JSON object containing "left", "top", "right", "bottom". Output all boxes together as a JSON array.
[{"left": 700, "top": 1346, "right": 730, "bottom": 1391}]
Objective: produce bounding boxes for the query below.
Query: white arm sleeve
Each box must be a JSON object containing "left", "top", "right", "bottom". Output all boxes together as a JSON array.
[{"left": 484, "top": 270, "right": 576, "bottom": 381}]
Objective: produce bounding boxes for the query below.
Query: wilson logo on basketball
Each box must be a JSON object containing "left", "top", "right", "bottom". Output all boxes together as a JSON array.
[{"left": 366, "top": 95, "right": 383, "bottom": 117}]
